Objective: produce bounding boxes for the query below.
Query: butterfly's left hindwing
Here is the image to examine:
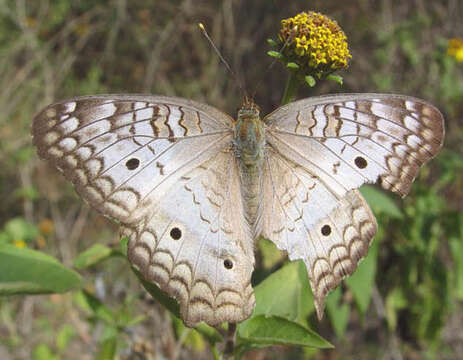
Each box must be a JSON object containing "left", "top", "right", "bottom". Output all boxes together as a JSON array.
[
  {"left": 263, "top": 94, "right": 444, "bottom": 317},
  {"left": 124, "top": 149, "right": 255, "bottom": 327}
]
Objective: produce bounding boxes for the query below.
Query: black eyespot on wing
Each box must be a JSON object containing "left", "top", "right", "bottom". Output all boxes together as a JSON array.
[
  {"left": 354, "top": 156, "right": 367, "bottom": 169},
  {"left": 321, "top": 224, "right": 331, "bottom": 236},
  {"left": 126, "top": 158, "right": 140, "bottom": 170},
  {"left": 170, "top": 227, "right": 182, "bottom": 240},
  {"left": 224, "top": 259, "right": 233, "bottom": 269}
]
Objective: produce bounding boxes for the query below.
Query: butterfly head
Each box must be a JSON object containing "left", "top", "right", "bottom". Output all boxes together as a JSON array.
[{"left": 237, "top": 97, "right": 261, "bottom": 119}]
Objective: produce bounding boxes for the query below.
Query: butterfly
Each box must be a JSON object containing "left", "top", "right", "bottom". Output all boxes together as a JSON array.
[{"left": 32, "top": 93, "right": 444, "bottom": 327}]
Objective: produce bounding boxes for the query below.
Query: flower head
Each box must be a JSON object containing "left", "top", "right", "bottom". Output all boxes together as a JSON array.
[
  {"left": 272, "top": 11, "right": 351, "bottom": 82},
  {"left": 447, "top": 38, "right": 463, "bottom": 62},
  {"left": 13, "top": 240, "right": 26, "bottom": 248}
]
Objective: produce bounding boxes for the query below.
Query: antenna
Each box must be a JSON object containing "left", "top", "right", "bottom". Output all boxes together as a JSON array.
[{"left": 198, "top": 23, "right": 248, "bottom": 98}]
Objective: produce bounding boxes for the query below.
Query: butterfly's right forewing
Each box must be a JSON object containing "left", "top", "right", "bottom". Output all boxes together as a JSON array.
[{"left": 265, "top": 94, "right": 444, "bottom": 196}]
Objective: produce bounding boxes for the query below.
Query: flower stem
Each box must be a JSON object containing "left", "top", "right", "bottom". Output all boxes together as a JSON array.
[
  {"left": 281, "top": 71, "right": 300, "bottom": 105},
  {"left": 211, "top": 344, "right": 222, "bottom": 360}
]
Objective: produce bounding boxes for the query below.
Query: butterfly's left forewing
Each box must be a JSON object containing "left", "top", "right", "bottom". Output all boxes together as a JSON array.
[
  {"left": 263, "top": 94, "right": 444, "bottom": 317},
  {"left": 32, "top": 95, "right": 233, "bottom": 224}
]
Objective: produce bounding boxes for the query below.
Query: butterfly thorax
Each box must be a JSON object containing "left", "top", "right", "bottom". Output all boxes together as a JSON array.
[
  {"left": 233, "top": 100, "right": 265, "bottom": 236},
  {"left": 233, "top": 100, "right": 265, "bottom": 164}
]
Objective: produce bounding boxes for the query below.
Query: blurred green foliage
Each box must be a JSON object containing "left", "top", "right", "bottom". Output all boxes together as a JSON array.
[
  {"left": 0, "top": 1, "right": 462, "bottom": 359},
  {"left": 0, "top": 218, "right": 39, "bottom": 246},
  {"left": 0, "top": 243, "right": 81, "bottom": 295}
]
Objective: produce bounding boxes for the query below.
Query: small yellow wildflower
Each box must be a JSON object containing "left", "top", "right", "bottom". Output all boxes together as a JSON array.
[
  {"left": 13, "top": 240, "right": 26, "bottom": 248},
  {"left": 278, "top": 11, "right": 351, "bottom": 76},
  {"left": 447, "top": 38, "right": 463, "bottom": 62},
  {"left": 295, "top": 36, "right": 309, "bottom": 55}
]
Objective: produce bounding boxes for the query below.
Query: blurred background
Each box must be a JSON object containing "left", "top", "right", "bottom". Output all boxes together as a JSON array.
[{"left": 0, "top": 0, "right": 462, "bottom": 359}]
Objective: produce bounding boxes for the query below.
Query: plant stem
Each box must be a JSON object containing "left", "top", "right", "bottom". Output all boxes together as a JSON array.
[
  {"left": 281, "top": 71, "right": 300, "bottom": 105},
  {"left": 211, "top": 344, "right": 222, "bottom": 360}
]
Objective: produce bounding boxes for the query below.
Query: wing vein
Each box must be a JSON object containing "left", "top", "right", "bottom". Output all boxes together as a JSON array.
[{"left": 267, "top": 132, "right": 356, "bottom": 194}]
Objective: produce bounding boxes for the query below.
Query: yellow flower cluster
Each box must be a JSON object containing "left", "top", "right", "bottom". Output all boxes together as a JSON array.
[
  {"left": 448, "top": 38, "right": 463, "bottom": 62},
  {"left": 13, "top": 240, "right": 26, "bottom": 248},
  {"left": 279, "top": 11, "right": 351, "bottom": 71}
]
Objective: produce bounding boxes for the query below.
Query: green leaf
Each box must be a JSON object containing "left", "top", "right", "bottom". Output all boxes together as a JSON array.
[
  {"left": 14, "top": 146, "right": 35, "bottom": 164},
  {"left": 80, "top": 290, "right": 115, "bottom": 324},
  {"left": 360, "top": 185, "right": 403, "bottom": 219},
  {"left": 450, "top": 237, "right": 463, "bottom": 300},
  {"left": 33, "top": 344, "right": 58, "bottom": 360},
  {"left": 385, "top": 287, "right": 408, "bottom": 331},
  {"left": 0, "top": 244, "right": 82, "bottom": 295},
  {"left": 304, "top": 75, "right": 316, "bottom": 87},
  {"left": 345, "top": 238, "right": 379, "bottom": 315},
  {"left": 326, "top": 74, "right": 343, "bottom": 85},
  {"left": 56, "top": 324, "right": 76, "bottom": 352},
  {"left": 96, "top": 337, "right": 117, "bottom": 360},
  {"left": 100, "top": 325, "right": 118, "bottom": 342},
  {"left": 2, "top": 217, "right": 39, "bottom": 243},
  {"left": 172, "top": 316, "right": 206, "bottom": 352},
  {"left": 237, "top": 315, "right": 332, "bottom": 349},
  {"left": 124, "top": 314, "right": 147, "bottom": 327},
  {"left": 73, "top": 244, "right": 123, "bottom": 269},
  {"left": 267, "top": 50, "right": 283, "bottom": 59},
  {"left": 195, "top": 323, "right": 223, "bottom": 345},
  {"left": 120, "top": 236, "right": 128, "bottom": 256},
  {"left": 13, "top": 186, "right": 39, "bottom": 201},
  {"left": 267, "top": 38, "right": 277, "bottom": 47},
  {"left": 286, "top": 62, "right": 300, "bottom": 69},
  {"left": 325, "top": 287, "right": 350, "bottom": 338},
  {"left": 258, "top": 237, "right": 284, "bottom": 269},
  {"left": 251, "top": 260, "right": 313, "bottom": 324}
]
